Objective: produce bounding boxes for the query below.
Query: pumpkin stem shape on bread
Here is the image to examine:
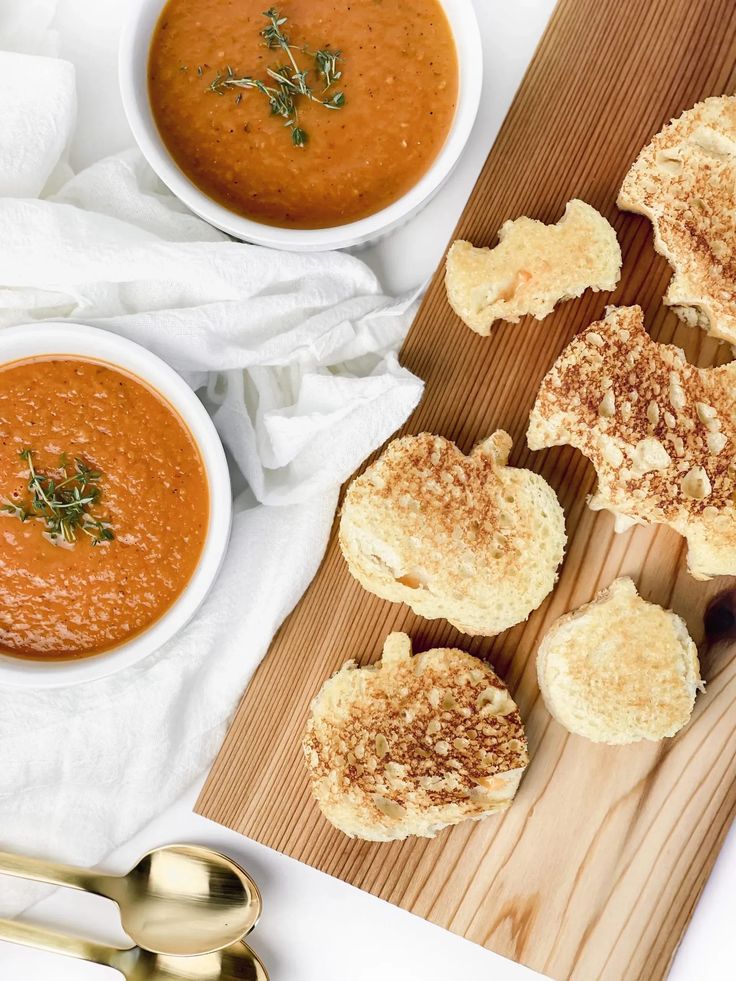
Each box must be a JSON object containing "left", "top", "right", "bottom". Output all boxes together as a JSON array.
[
  {"left": 303, "top": 632, "right": 529, "bottom": 841},
  {"left": 339, "top": 431, "right": 567, "bottom": 636},
  {"left": 537, "top": 578, "right": 702, "bottom": 745},
  {"left": 445, "top": 199, "right": 621, "bottom": 335},
  {"left": 618, "top": 95, "right": 736, "bottom": 345},
  {"left": 528, "top": 305, "right": 736, "bottom": 580}
]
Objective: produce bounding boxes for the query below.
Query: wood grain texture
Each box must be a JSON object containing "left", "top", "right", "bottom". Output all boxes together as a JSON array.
[{"left": 197, "top": 1, "right": 736, "bottom": 977}]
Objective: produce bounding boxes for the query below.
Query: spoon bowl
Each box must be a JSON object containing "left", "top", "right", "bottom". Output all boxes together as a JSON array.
[
  {"left": 0, "top": 843, "right": 262, "bottom": 955},
  {"left": 106, "top": 845, "right": 262, "bottom": 955}
]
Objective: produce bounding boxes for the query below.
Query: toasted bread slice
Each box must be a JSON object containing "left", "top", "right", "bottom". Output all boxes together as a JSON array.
[
  {"left": 537, "top": 578, "right": 701, "bottom": 744},
  {"left": 618, "top": 95, "right": 736, "bottom": 344},
  {"left": 445, "top": 199, "right": 621, "bottom": 335},
  {"left": 527, "top": 305, "right": 736, "bottom": 579},
  {"left": 339, "top": 431, "right": 566, "bottom": 635},
  {"left": 303, "top": 632, "right": 529, "bottom": 840}
]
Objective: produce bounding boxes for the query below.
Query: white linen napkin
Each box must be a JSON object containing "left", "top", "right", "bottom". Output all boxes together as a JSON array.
[{"left": 0, "top": 44, "right": 423, "bottom": 913}]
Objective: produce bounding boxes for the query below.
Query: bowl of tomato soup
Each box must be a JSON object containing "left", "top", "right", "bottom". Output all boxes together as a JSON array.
[
  {"left": 120, "top": 0, "right": 482, "bottom": 250},
  {"left": 0, "top": 323, "right": 231, "bottom": 688}
]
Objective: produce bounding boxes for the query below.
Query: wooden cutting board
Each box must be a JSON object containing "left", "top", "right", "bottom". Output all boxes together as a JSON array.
[{"left": 197, "top": 1, "right": 736, "bottom": 977}]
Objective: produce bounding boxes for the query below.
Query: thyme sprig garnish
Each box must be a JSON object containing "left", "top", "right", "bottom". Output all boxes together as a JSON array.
[
  {"left": 207, "top": 7, "right": 345, "bottom": 148},
  {"left": 3, "top": 449, "right": 114, "bottom": 546}
]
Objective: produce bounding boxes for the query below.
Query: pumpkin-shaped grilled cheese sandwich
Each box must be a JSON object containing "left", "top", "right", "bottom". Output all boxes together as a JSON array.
[
  {"left": 537, "top": 578, "right": 702, "bottom": 744},
  {"left": 303, "top": 632, "right": 529, "bottom": 841},
  {"left": 339, "top": 431, "right": 566, "bottom": 636}
]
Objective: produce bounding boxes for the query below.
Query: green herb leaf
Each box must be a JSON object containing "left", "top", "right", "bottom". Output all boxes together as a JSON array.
[
  {"left": 313, "top": 47, "right": 342, "bottom": 89},
  {"left": 261, "top": 8, "right": 290, "bottom": 50},
  {"left": 323, "top": 91, "right": 345, "bottom": 109},
  {"left": 4, "top": 449, "right": 114, "bottom": 546},
  {"left": 205, "top": 8, "right": 345, "bottom": 148}
]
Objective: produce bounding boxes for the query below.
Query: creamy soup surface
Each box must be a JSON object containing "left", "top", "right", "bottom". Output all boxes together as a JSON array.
[
  {"left": 0, "top": 358, "right": 209, "bottom": 660},
  {"left": 148, "top": 0, "right": 458, "bottom": 228}
]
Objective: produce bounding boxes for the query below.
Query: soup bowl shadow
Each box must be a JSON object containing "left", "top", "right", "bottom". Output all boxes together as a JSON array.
[
  {"left": 0, "top": 323, "right": 232, "bottom": 688},
  {"left": 119, "top": 0, "right": 483, "bottom": 252}
]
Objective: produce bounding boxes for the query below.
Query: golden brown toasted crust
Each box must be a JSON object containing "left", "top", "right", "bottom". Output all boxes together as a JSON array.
[
  {"left": 537, "top": 578, "right": 702, "bottom": 744},
  {"left": 527, "top": 305, "right": 736, "bottom": 579},
  {"left": 303, "top": 632, "right": 529, "bottom": 840},
  {"left": 618, "top": 95, "right": 736, "bottom": 344},
  {"left": 445, "top": 199, "right": 621, "bottom": 335},
  {"left": 339, "top": 431, "right": 566, "bottom": 635}
]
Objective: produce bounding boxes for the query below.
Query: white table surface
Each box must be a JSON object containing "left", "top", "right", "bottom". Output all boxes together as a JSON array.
[{"left": 2, "top": 1, "right": 734, "bottom": 978}]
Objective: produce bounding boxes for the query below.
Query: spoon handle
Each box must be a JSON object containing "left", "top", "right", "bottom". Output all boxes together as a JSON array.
[
  {"left": 0, "top": 849, "right": 97, "bottom": 892},
  {"left": 0, "top": 917, "right": 115, "bottom": 969}
]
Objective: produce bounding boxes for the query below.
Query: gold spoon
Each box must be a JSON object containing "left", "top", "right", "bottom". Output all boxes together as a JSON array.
[
  {"left": 0, "top": 918, "right": 268, "bottom": 981},
  {"left": 0, "top": 844, "right": 261, "bottom": 955}
]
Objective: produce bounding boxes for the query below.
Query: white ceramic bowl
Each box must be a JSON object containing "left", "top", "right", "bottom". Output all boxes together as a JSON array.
[
  {"left": 0, "top": 323, "right": 232, "bottom": 688},
  {"left": 119, "top": 0, "right": 483, "bottom": 251}
]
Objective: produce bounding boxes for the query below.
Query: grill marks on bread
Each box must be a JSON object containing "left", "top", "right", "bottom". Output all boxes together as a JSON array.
[
  {"left": 528, "top": 305, "right": 736, "bottom": 579},
  {"left": 339, "top": 432, "right": 566, "bottom": 635},
  {"left": 303, "top": 632, "right": 528, "bottom": 840},
  {"left": 618, "top": 95, "right": 736, "bottom": 344}
]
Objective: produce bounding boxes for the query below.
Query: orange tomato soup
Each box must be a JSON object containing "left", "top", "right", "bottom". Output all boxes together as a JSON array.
[
  {"left": 148, "top": 0, "right": 458, "bottom": 228},
  {"left": 0, "top": 358, "right": 209, "bottom": 660}
]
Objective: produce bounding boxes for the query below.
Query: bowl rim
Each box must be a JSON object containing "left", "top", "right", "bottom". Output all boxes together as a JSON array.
[
  {"left": 0, "top": 322, "right": 232, "bottom": 688},
  {"left": 119, "top": 0, "right": 483, "bottom": 251}
]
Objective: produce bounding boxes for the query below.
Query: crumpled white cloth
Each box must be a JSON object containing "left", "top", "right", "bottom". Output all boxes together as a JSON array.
[{"left": 0, "top": 40, "right": 423, "bottom": 913}]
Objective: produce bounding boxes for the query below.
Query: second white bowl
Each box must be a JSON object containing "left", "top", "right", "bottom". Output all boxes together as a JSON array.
[{"left": 0, "top": 323, "right": 232, "bottom": 688}]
